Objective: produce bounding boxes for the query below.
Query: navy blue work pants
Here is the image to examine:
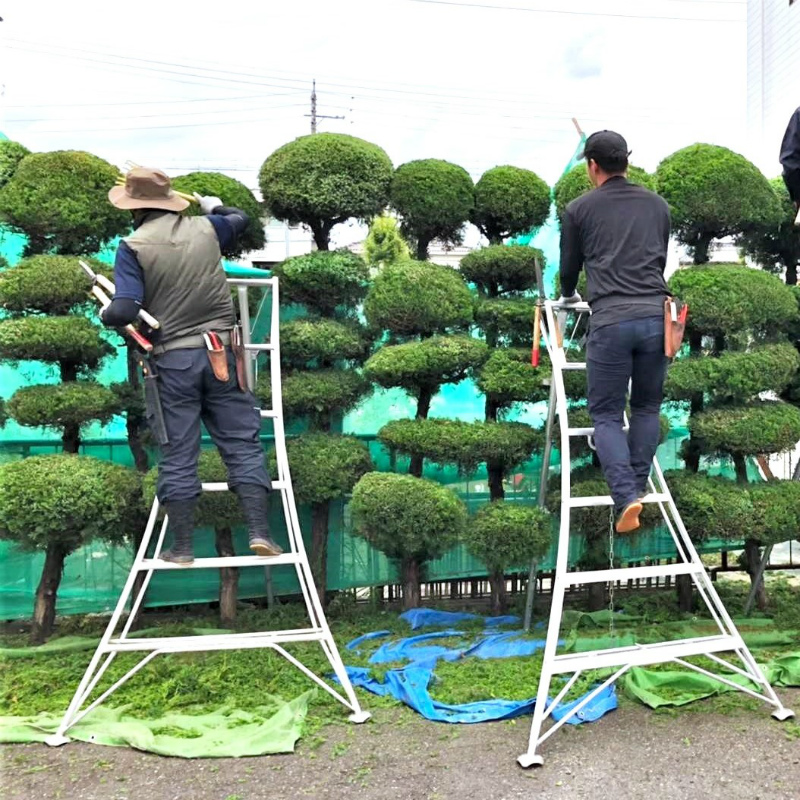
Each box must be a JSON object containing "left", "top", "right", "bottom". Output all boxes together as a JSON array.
[
  {"left": 586, "top": 316, "right": 667, "bottom": 513},
  {"left": 153, "top": 347, "right": 271, "bottom": 502}
]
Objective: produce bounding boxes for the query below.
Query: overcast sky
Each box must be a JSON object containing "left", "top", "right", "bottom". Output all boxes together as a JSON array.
[{"left": 0, "top": 0, "right": 750, "bottom": 246}]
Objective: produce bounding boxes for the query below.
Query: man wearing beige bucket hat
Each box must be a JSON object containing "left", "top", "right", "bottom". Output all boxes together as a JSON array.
[{"left": 102, "top": 166, "right": 281, "bottom": 564}]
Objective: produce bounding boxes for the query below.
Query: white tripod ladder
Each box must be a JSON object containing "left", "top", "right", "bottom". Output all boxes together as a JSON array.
[
  {"left": 46, "top": 276, "right": 369, "bottom": 747},
  {"left": 518, "top": 298, "right": 794, "bottom": 768}
]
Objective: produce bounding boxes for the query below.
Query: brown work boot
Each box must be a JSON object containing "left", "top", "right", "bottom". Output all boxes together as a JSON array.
[{"left": 615, "top": 501, "right": 643, "bottom": 534}]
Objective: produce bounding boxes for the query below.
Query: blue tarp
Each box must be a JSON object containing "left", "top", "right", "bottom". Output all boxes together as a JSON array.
[{"left": 340, "top": 609, "right": 618, "bottom": 725}]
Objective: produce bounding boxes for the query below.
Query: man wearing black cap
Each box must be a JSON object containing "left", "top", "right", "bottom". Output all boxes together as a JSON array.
[{"left": 559, "top": 130, "right": 671, "bottom": 533}]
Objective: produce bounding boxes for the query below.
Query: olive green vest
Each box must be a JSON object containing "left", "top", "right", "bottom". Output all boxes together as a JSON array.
[{"left": 125, "top": 212, "right": 235, "bottom": 343}]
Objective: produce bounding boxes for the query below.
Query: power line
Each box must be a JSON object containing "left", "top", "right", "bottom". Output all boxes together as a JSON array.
[{"left": 2, "top": 92, "right": 303, "bottom": 109}]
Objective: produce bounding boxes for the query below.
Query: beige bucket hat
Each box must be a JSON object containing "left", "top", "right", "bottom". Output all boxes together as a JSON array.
[{"left": 108, "top": 167, "right": 189, "bottom": 212}]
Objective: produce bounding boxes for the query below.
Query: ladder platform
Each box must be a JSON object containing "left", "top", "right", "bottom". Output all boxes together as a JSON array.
[
  {"left": 201, "top": 480, "right": 287, "bottom": 492},
  {"left": 567, "top": 425, "right": 628, "bottom": 437},
  {"left": 139, "top": 553, "right": 300, "bottom": 570},
  {"left": 106, "top": 627, "right": 327, "bottom": 653},
  {"left": 552, "top": 634, "right": 741, "bottom": 674},
  {"left": 564, "top": 562, "right": 701, "bottom": 586},
  {"left": 260, "top": 410, "right": 278, "bottom": 419},
  {"left": 568, "top": 492, "right": 669, "bottom": 508},
  {"left": 560, "top": 361, "right": 586, "bottom": 371},
  {"left": 244, "top": 342, "right": 274, "bottom": 352}
]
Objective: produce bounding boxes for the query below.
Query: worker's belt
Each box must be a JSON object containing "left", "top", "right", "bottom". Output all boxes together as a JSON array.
[{"left": 152, "top": 330, "right": 232, "bottom": 355}]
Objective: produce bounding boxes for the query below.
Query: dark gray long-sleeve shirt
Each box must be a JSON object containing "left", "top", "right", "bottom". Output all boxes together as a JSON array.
[
  {"left": 780, "top": 107, "right": 800, "bottom": 205},
  {"left": 560, "top": 175, "right": 670, "bottom": 329}
]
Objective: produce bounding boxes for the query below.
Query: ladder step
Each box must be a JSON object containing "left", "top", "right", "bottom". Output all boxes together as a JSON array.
[
  {"left": 563, "top": 562, "right": 701, "bottom": 586},
  {"left": 568, "top": 492, "right": 669, "bottom": 508},
  {"left": 201, "top": 481, "right": 287, "bottom": 492},
  {"left": 244, "top": 343, "right": 274, "bottom": 352},
  {"left": 106, "top": 627, "right": 327, "bottom": 653},
  {"left": 560, "top": 362, "right": 586, "bottom": 371},
  {"left": 260, "top": 410, "right": 278, "bottom": 419},
  {"left": 139, "top": 553, "right": 300, "bottom": 570},
  {"left": 566, "top": 425, "right": 629, "bottom": 437},
  {"left": 552, "top": 634, "right": 742, "bottom": 674}
]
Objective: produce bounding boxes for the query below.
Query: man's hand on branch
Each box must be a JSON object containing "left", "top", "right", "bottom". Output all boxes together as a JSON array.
[{"left": 193, "top": 193, "right": 224, "bottom": 215}]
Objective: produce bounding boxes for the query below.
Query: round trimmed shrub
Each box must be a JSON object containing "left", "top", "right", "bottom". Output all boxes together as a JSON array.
[
  {"left": 689, "top": 401, "right": 800, "bottom": 456},
  {"left": 748, "top": 480, "right": 800, "bottom": 546},
  {"left": 364, "top": 335, "right": 488, "bottom": 395},
  {"left": 476, "top": 348, "right": 549, "bottom": 406},
  {"left": 460, "top": 245, "right": 544, "bottom": 295},
  {"left": 474, "top": 297, "right": 538, "bottom": 345},
  {"left": 554, "top": 163, "right": 654, "bottom": 220},
  {"left": 378, "top": 418, "right": 542, "bottom": 473},
  {"left": 271, "top": 250, "right": 370, "bottom": 315},
  {"left": 665, "top": 343, "right": 800, "bottom": 402},
  {"left": 364, "top": 260, "right": 474, "bottom": 336},
  {"left": 364, "top": 214, "right": 410, "bottom": 267},
  {"left": 0, "top": 255, "right": 108, "bottom": 315},
  {"left": 259, "top": 133, "right": 393, "bottom": 248},
  {"left": 668, "top": 264, "right": 798, "bottom": 337},
  {"left": 9, "top": 382, "right": 119, "bottom": 431},
  {"left": 0, "top": 316, "right": 112, "bottom": 367},
  {"left": 0, "top": 140, "right": 30, "bottom": 190},
  {"left": 280, "top": 318, "right": 369, "bottom": 367},
  {"left": 471, "top": 166, "right": 550, "bottom": 243},
  {"left": 0, "top": 150, "right": 130, "bottom": 255},
  {"left": 172, "top": 171, "right": 265, "bottom": 255}
]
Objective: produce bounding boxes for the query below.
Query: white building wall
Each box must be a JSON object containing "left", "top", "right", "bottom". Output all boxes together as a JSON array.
[{"left": 747, "top": 0, "right": 800, "bottom": 175}]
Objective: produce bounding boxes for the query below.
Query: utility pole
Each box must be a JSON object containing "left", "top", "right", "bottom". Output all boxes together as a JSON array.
[{"left": 306, "top": 79, "right": 344, "bottom": 134}]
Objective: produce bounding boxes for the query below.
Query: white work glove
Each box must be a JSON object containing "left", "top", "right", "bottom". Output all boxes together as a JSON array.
[
  {"left": 557, "top": 292, "right": 582, "bottom": 305},
  {"left": 193, "top": 193, "right": 224, "bottom": 215}
]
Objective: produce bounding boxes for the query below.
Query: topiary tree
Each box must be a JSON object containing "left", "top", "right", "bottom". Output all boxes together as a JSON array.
[
  {"left": 390, "top": 159, "right": 474, "bottom": 260},
  {"left": 0, "top": 255, "right": 119, "bottom": 453},
  {"left": 554, "top": 162, "right": 654, "bottom": 221},
  {"left": 471, "top": 165, "right": 551, "bottom": 244},
  {"left": 350, "top": 471, "right": 467, "bottom": 609},
  {"left": 0, "top": 150, "right": 130, "bottom": 255},
  {"left": 656, "top": 144, "right": 783, "bottom": 264},
  {"left": 666, "top": 263, "right": 800, "bottom": 609},
  {"left": 256, "top": 250, "right": 374, "bottom": 596},
  {"left": 466, "top": 501, "right": 551, "bottom": 614},
  {"left": 0, "top": 140, "right": 30, "bottom": 190},
  {"left": 259, "top": 133, "right": 393, "bottom": 250},
  {"left": 739, "top": 178, "right": 800, "bottom": 285},
  {"left": 364, "top": 214, "right": 410, "bottom": 268},
  {"left": 171, "top": 171, "right": 265, "bottom": 257},
  {"left": 0, "top": 454, "right": 142, "bottom": 643}
]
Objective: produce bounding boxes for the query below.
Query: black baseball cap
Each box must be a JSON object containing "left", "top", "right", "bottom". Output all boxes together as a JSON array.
[{"left": 580, "top": 130, "right": 631, "bottom": 162}]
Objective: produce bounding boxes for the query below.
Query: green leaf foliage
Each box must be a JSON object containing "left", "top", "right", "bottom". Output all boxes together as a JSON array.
[
  {"left": 460, "top": 245, "right": 544, "bottom": 296},
  {"left": 268, "top": 433, "right": 372, "bottom": 505},
  {"left": 364, "top": 260, "right": 474, "bottom": 336},
  {"left": 748, "top": 480, "right": 800, "bottom": 546},
  {"left": 465, "top": 501, "right": 551, "bottom": 572},
  {"left": 259, "top": 134, "right": 393, "bottom": 246},
  {"left": 665, "top": 343, "right": 800, "bottom": 402},
  {"left": 689, "top": 401, "right": 800, "bottom": 456},
  {"left": 390, "top": 159, "right": 474, "bottom": 254},
  {"left": 280, "top": 318, "right": 369, "bottom": 368},
  {"left": 257, "top": 368, "right": 371, "bottom": 423},
  {"left": 350, "top": 471, "right": 466, "bottom": 561},
  {"left": 0, "top": 255, "right": 108, "bottom": 315},
  {"left": 476, "top": 348, "right": 549, "bottom": 407},
  {"left": 364, "top": 214, "right": 410, "bottom": 267},
  {"left": 0, "top": 316, "right": 112, "bottom": 368},
  {"left": 656, "top": 144, "right": 782, "bottom": 262},
  {"left": 378, "top": 418, "right": 543, "bottom": 473},
  {"left": 554, "top": 163, "right": 654, "bottom": 221},
  {"left": 0, "top": 454, "right": 142, "bottom": 552},
  {"left": 0, "top": 397, "right": 7, "bottom": 428},
  {"left": 668, "top": 263, "right": 798, "bottom": 337},
  {"left": 144, "top": 450, "right": 243, "bottom": 528},
  {"left": 0, "top": 140, "right": 30, "bottom": 190},
  {"left": 271, "top": 250, "right": 370, "bottom": 316},
  {"left": 0, "top": 150, "right": 130, "bottom": 255},
  {"left": 9, "top": 382, "right": 120, "bottom": 431},
  {"left": 470, "top": 166, "right": 551, "bottom": 243},
  {"left": 171, "top": 172, "right": 265, "bottom": 256},
  {"left": 474, "top": 297, "right": 537, "bottom": 345},
  {"left": 364, "top": 335, "right": 488, "bottom": 396}
]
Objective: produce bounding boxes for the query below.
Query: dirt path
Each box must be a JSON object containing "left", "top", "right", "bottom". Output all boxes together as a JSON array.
[{"left": 3, "top": 690, "right": 799, "bottom": 800}]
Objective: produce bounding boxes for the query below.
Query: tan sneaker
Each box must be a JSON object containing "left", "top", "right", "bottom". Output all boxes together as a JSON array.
[{"left": 615, "top": 501, "right": 643, "bottom": 534}]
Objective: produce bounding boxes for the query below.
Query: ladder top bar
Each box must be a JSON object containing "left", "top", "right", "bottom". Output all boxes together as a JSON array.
[
  {"left": 139, "top": 553, "right": 300, "bottom": 570},
  {"left": 563, "top": 562, "right": 700, "bottom": 586},
  {"left": 225, "top": 277, "right": 278, "bottom": 287},
  {"left": 201, "top": 480, "right": 287, "bottom": 492},
  {"left": 568, "top": 492, "right": 670, "bottom": 508}
]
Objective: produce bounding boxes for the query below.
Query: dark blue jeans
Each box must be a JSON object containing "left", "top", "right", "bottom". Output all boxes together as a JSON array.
[
  {"left": 586, "top": 316, "right": 667, "bottom": 513},
  {"left": 153, "top": 347, "right": 271, "bottom": 502}
]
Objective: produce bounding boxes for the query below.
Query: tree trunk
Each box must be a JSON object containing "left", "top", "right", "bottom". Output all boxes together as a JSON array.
[
  {"left": 59, "top": 360, "right": 81, "bottom": 454},
  {"left": 409, "top": 386, "right": 435, "bottom": 478},
  {"left": 415, "top": 238, "right": 430, "bottom": 261},
  {"left": 676, "top": 574, "right": 694, "bottom": 612},
  {"left": 215, "top": 526, "right": 239, "bottom": 626},
  {"left": 733, "top": 453, "right": 749, "bottom": 485},
  {"left": 743, "top": 538, "right": 768, "bottom": 612},
  {"left": 485, "top": 396, "right": 499, "bottom": 422},
  {"left": 786, "top": 262, "right": 797, "bottom": 286},
  {"left": 401, "top": 558, "right": 422, "bottom": 610},
  {"left": 487, "top": 459, "right": 505, "bottom": 501},
  {"left": 311, "top": 223, "right": 330, "bottom": 251},
  {"left": 310, "top": 501, "right": 330, "bottom": 599},
  {"left": 692, "top": 234, "right": 713, "bottom": 265},
  {"left": 488, "top": 569, "right": 507, "bottom": 615},
  {"left": 587, "top": 583, "right": 606, "bottom": 612},
  {"left": 31, "top": 542, "right": 68, "bottom": 644}
]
